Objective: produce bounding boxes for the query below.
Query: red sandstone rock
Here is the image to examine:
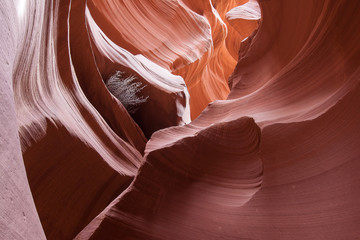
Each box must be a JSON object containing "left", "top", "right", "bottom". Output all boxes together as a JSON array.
[
  {"left": 9, "top": 0, "right": 145, "bottom": 239},
  {"left": 85, "top": 5, "right": 191, "bottom": 137},
  {"left": 76, "top": 116, "right": 263, "bottom": 239},
  {"left": 0, "top": 1, "right": 46, "bottom": 239},
  {"left": 1, "top": 0, "right": 360, "bottom": 239},
  {"left": 176, "top": 0, "right": 258, "bottom": 119},
  {"left": 77, "top": 0, "right": 360, "bottom": 239}
]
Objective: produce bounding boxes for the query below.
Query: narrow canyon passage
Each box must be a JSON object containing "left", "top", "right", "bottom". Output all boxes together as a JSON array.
[
  {"left": 85, "top": 0, "right": 260, "bottom": 137},
  {"left": 1, "top": 0, "right": 360, "bottom": 240}
]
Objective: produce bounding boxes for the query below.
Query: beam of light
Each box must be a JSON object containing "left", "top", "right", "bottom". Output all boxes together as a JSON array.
[{"left": 16, "top": 0, "right": 27, "bottom": 19}]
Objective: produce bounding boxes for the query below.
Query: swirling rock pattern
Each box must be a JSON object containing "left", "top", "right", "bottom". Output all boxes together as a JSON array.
[
  {"left": 0, "top": 1, "right": 45, "bottom": 239},
  {"left": 1, "top": 0, "right": 360, "bottom": 239},
  {"left": 175, "top": 0, "right": 259, "bottom": 119},
  {"left": 86, "top": 2, "right": 192, "bottom": 138}
]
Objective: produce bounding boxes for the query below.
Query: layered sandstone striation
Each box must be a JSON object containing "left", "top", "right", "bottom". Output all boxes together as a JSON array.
[
  {"left": 1, "top": 0, "right": 360, "bottom": 239},
  {"left": 0, "top": 1, "right": 45, "bottom": 239}
]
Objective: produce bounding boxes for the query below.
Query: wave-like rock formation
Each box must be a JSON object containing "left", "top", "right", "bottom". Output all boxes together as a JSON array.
[
  {"left": 175, "top": 0, "right": 259, "bottom": 119},
  {"left": 1, "top": 0, "right": 360, "bottom": 239},
  {"left": 0, "top": 1, "right": 45, "bottom": 239}
]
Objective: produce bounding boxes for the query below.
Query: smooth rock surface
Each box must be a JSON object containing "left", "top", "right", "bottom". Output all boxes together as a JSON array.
[
  {"left": 0, "top": 1, "right": 45, "bottom": 239},
  {"left": 1, "top": 0, "right": 360, "bottom": 239}
]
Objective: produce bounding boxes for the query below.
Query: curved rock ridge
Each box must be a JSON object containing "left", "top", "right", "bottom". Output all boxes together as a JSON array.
[
  {"left": 226, "top": 0, "right": 261, "bottom": 21},
  {"left": 2, "top": 0, "right": 360, "bottom": 239},
  {"left": 10, "top": 0, "right": 145, "bottom": 239},
  {"left": 76, "top": 117, "right": 263, "bottom": 239},
  {"left": 68, "top": 0, "right": 148, "bottom": 153},
  {"left": 88, "top": 0, "right": 259, "bottom": 119},
  {"left": 0, "top": 1, "right": 46, "bottom": 239},
  {"left": 226, "top": 0, "right": 260, "bottom": 51},
  {"left": 221, "top": 0, "right": 259, "bottom": 61},
  {"left": 85, "top": 6, "right": 191, "bottom": 138},
  {"left": 87, "top": 0, "right": 212, "bottom": 71},
  {"left": 175, "top": 0, "right": 259, "bottom": 119},
  {"left": 83, "top": 75, "right": 360, "bottom": 239},
  {"left": 224, "top": 0, "right": 360, "bottom": 126},
  {"left": 14, "top": 0, "right": 144, "bottom": 166},
  {"left": 77, "top": 0, "right": 360, "bottom": 239},
  {"left": 242, "top": 82, "right": 360, "bottom": 239}
]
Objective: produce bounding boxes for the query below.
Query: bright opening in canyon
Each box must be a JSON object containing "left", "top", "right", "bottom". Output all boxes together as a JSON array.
[{"left": 2, "top": 0, "right": 360, "bottom": 240}]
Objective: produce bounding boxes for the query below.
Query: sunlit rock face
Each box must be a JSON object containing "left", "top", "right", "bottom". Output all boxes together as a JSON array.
[
  {"left": 175, "top": 0, "right": 259, "bottom": 119},
  {"left": 0, "top": 1, "right": 46, "bottom": 239},
  {"left": 1, "top": 0, "right": 360, "bottom": 239}
]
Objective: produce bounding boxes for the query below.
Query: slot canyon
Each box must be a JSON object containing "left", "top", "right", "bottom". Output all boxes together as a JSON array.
[{"left": 1, "top": 0, "right": 360, "bottom": 239}]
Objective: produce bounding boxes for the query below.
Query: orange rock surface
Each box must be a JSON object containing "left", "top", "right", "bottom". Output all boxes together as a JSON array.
[{"left": 1, "top": 0, "right": 360, "bottom": 239}]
